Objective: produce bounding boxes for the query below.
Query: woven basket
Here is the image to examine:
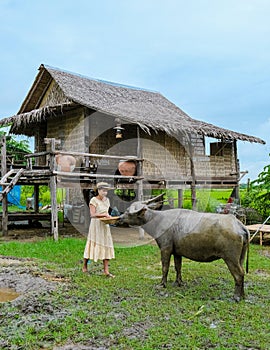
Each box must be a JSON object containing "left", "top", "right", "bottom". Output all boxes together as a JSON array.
[{"left": 99, "top": 216, "right": 120, "bottom": 225}]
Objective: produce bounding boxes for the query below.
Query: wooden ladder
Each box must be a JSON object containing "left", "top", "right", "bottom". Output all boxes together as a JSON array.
[{"left": 0, "top": 168, "right": 24, "bottom": 202}]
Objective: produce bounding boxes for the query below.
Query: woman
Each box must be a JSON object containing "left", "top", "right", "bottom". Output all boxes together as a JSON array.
[{"left": 82, "top": 182, "right": 115, "bottom": 277}]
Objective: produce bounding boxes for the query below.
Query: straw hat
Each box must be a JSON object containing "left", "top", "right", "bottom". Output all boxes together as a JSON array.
[{"left": 96, "top": 182, "right": 112, "bottom": 190}]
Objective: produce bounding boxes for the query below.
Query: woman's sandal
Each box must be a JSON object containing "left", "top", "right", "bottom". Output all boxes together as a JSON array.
[{"left": 105, "top": 273, "right": 115, "bottom": 278}]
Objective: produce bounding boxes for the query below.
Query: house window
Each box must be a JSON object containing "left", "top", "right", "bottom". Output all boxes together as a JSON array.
[
  {"left": 204, "top": 137, "right": 218, "bottom": 156},
  {"left": 210, "top": 142, "right": 224, "bottom": 156},
  {"left": 205, "top": 137, "right": 230, "bottom": 156}
]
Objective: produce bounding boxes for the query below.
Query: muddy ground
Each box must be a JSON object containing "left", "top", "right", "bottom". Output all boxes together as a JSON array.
[{"left": 0, "top": 222, "right": 154, "bottom": 350}]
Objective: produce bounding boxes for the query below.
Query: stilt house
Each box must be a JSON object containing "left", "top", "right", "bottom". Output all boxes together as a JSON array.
[{"left": 0, "top": 64, "right": 265, "bottom": 218}]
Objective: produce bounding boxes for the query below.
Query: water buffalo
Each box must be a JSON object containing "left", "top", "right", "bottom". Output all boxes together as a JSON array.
[{"left": 120, "top": 195, "right": 250, "bottom": 301}]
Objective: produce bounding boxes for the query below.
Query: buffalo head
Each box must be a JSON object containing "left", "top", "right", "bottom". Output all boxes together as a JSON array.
[{"left": 120, "top": 193, "right": 164, "bottom": 226}]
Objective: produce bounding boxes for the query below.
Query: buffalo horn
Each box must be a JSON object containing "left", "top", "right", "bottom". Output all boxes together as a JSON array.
[{"left": 143, "top": 193, "right": 165, "bottom": 205}]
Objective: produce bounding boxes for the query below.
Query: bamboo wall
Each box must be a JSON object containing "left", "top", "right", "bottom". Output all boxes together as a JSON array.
[
  {"left": 140, "top": 131, "right": 237, "bottom": 182},
  {"left": 46, "top": 108, "right": 85, "bottom": 153},
  {"left": 86, "top": 117, "right": 237, "bottom": 185}
]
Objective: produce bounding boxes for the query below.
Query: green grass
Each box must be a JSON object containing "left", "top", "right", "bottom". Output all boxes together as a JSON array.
[
  {"left": 153, "top": 188, "right": 239, "bottom": 212},
  {"left": 0, "top": 237, "right": 270, "bottom": 349}
]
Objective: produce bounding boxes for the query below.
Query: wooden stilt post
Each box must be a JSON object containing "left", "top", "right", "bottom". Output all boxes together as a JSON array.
[
  {"left": 34, "top": 184, "right": 39, "bottom": 213},
  {"left": 84, "top": 110, "right": 91, "bottom": 231},
  {"left": 178, "top": 189, "right": 183, "bottom": 208},
  {"left": 234, "top": 141, "right": 241, "bottom": 204},
  {"left": 0, "top": 136, "right": 8, "bottom": 236},
  {"left": 136, "top": 127, "right": 144, "bottom": 239},
  {"left": 187, "top": 137, "right": 197, "bottom": 210},
  {"left": 45, "top": 138, "right": 60, "bottom": 241}
]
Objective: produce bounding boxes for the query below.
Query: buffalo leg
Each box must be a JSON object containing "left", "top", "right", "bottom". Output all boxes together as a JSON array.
[
  {"left": 240, "top": 243, "right": 249, "bottom": 273},
  {"left": 225, "top": 259, "right": 245, "bottom": 302},
  {"left": 173, "top": 254, "right": 183, "bottom": 286},
  {"left": 160, "top": 250, "right": 171, "bottom": 288}
]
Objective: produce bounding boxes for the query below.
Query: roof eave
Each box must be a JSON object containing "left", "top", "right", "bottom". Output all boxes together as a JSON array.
[{"left": 0, "top": 101, "right": 265, "bottom": 144}]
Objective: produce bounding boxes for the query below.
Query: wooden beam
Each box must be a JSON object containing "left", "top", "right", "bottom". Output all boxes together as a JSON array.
[
  {"left": 53, "top": 170, "right": 143, "bottom": 180},
  {"left": 52, "top": 150, "right": 142, "bottom": 161}
]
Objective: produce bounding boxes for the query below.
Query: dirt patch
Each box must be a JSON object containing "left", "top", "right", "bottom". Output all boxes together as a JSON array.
[
  {"left": 0, "top": 256, "right": 72, "bottom": 349},
  {"left": 0, "top": 257, "right": 60, "bottom": 302},
  {"left": 0, "top": 255, "right": 152, "bottom": 350}
]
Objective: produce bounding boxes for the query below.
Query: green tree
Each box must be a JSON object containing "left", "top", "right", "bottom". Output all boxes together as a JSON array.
[
  {"left": 0, "top": 131, "right": 32, "bottom": 163},
  {"left": 242, "top": 163, "right": 270, "bottom": 219}
]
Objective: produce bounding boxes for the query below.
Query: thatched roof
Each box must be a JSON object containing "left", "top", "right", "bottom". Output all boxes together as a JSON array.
[{"left": 0, "top": 64, "right": 265, "bottom": 144}]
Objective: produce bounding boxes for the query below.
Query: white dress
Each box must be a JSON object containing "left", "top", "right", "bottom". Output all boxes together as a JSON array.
[{"left": 83, "top": 196, "right": 115, "bottom": 262}]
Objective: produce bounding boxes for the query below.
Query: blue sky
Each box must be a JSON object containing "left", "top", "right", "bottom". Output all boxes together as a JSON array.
[{"left": 1, "top": 0, "right": 270, "bottom": 181}]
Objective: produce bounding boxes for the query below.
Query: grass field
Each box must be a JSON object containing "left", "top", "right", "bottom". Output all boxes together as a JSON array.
[{"left": 0, "top": 236, "right": 269, "bottom": 349}]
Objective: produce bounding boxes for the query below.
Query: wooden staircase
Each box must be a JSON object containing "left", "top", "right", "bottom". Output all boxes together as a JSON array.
[{"left": 0, "top": 168, "right": 24, "bottom": 202}]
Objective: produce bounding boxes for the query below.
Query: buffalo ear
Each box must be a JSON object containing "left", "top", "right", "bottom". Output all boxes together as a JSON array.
[
  {"left": 137, "top": 207, "right": 147, "bottom": 218},
  {"left": 129, "top": 203, "right": 147, "bottom": 214}
]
